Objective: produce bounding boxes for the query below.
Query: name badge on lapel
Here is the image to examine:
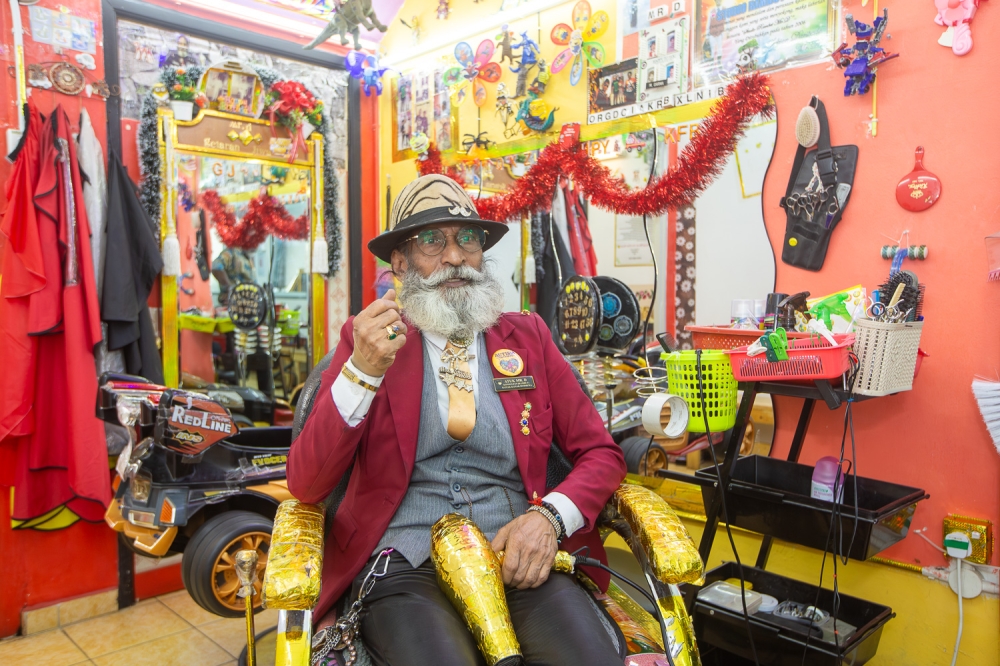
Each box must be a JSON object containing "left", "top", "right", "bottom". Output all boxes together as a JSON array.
[{"left": 493, "top": 376, "right": 536, "bottom": 392}]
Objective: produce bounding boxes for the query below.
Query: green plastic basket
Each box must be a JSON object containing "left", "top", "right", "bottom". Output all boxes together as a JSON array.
[{"left": 665, "top": 350, "right": 738, "bottom": 433}]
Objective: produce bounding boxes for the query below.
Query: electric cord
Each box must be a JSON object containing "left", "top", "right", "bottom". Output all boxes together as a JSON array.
[
  {"left": 639, "top": 130, "right": 659, "bottom": 473},
  {"left": 572, "top": 552, "right": 676, "bottom": 666},
  {"left": 952, "top": 558, "right": 964, "bottom": 666},
  {"left": 799, "top": 396, "right": 860, "bottom": 666},
  {"left": 696, "top": 350, "right": 760, "bottom": 666}
]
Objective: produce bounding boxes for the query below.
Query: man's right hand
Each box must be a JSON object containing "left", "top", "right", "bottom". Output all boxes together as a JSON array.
[{"left": 351, "top": 289, "right": 408, "bottom": 377}]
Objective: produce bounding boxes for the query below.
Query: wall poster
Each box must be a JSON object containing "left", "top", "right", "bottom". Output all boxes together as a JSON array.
[
  {"left": 692, "top": 0, "right": 837, "bottom": 86},
  {"left": 637, "top": 17, "right": 689, "bottom": 106},
  {"left": 615, "top": 215, "right": 655, "bottom": 267},
  {"left": 391, "top": 69, "right": 459, "bottom": 161}
]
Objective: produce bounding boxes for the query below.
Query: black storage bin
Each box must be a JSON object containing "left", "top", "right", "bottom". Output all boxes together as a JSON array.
[
  {"left": 696, "top": 456, "right": 928, "bottom": 560},
  {"left": 684, "top": 563, "right": 894, "bottom": 666}
]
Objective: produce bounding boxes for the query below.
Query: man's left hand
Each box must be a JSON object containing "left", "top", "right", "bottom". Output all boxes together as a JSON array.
[{"left": 491, "top": 512, "right": 558, "bottom": 590}]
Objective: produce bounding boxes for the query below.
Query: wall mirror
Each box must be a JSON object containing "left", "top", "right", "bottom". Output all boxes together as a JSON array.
[{"left": 162, "top": 108, "right": 325, "bottom": 413}]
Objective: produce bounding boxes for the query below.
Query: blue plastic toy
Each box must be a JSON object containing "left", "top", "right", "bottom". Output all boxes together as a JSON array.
[{"left": 833, "top": 9, "right": 899, "bottom": 97}]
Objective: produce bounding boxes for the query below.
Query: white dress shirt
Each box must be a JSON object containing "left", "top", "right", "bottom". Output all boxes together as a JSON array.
[{"left": 330, "top": 333, "right": 584, "bottom": 537}]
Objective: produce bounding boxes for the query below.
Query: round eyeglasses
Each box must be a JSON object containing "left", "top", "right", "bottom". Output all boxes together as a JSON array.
[{"left": 406, "top": 226, "right": 487, "bottom": 256}]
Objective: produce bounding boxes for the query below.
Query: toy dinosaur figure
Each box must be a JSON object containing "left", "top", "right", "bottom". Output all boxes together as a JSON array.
[
  {"left": 304, "top": 0, "right": 388, "bottom": 51},
  {"left": 496, "top": 24, "right": 515, "bottom": 65}
]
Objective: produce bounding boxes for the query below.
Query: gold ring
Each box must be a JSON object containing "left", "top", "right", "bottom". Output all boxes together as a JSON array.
[{"left": 385, "top": 324, "right": 398, "bottom": 341}]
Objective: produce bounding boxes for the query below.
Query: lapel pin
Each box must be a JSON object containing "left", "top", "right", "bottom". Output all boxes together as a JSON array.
[
  {"left": 492, "top": 349, "right": 524, "bottom": 377},
  {"left": 520, "top": 401, "right": 531, "bottom": 435}
]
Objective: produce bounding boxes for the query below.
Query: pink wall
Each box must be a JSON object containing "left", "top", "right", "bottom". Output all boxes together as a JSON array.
[{"left": 763, "top": 0, "right": 999, "bottom": 568}]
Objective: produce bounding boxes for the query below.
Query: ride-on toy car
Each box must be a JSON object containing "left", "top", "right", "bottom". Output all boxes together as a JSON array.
[{"left": 99, "top": 372, "right": 293, "bottom": 617}]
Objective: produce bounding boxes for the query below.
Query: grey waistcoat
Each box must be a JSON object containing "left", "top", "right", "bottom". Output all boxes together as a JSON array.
[{"left": 375, "top": 336, "right": 530, "bottom": 566}]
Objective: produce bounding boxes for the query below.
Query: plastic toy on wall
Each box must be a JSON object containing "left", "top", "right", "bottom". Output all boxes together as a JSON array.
[
  {"left": 833, "top": 9, "right": 898, "bottom": 96},
  {"left": 303, "top": 0, "right": 388, "bottom": 50},
  {"left": 346, "top": 52, "right": 389, "bottom": 96},
  {"left": 516, "top": 92, "right": 556, "bottom": 134},
  {"left": 510, "top": 31, "right": 542, "bottom": 97},
  {"left": 443, "top": 40, "right": 502, "bottom": 107},
  {"left": 935, "top": 0, "right": 983, "bottom": 56},
  {"left": 550, "top": 0, "right": 609, "bottom": 86}
]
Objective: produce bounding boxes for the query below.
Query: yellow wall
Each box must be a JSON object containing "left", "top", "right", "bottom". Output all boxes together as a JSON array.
[{"left": 376, "top": 2, "right": 1000, "bottom": 663}]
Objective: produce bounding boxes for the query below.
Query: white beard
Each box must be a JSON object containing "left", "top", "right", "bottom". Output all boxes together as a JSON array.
[{"left": 398, "top": 259, "right": 506, "bottom": 339}]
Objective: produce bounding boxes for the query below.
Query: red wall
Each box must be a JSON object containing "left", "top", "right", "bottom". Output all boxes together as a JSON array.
[
  {"left": 764, "top": 0, "right": 999, "bottom": 568},
  {"left": 0, "top": 0, "right": 380, "bottom": 636},
  {"left": 0, "top": 0, "right": 119, "bottom": 637}
]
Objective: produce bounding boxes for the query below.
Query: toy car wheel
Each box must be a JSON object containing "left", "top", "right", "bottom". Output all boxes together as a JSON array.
[
  {"left": 620, "top": 436, "right": 668, "bottom": 475},
  {"left": 182, "top": 511, "right": 272, "bottom": 617}
]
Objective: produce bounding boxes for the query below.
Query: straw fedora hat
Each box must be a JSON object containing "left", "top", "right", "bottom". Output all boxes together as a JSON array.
[{"left": 367, "top": 174, "right": 509, "bottom": 263}]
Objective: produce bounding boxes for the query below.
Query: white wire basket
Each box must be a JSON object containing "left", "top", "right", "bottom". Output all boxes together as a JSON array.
[{"left": 851, "top": 319, "right": 924, "bottom": 397}]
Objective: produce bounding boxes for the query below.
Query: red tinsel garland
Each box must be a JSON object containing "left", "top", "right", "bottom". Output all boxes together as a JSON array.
[
  {"left": 418, "top": 72, "right": 773, "bottom": 222},
  {"left": 200, "top": 189, "right": 309, "bottom": 250},
  {"left": 417, "top": 144, "right": 466, "bottom": 187}
]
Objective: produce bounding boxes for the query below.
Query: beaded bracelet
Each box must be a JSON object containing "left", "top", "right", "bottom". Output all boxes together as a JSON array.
[
  {"left": 541, "top": 501, "right": 566, "bottom": 538},
  {"left": 527, "top": 504, "right": 565, "bottom": 541}
]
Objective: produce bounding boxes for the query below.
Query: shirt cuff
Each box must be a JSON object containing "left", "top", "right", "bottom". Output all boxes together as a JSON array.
[
  {"left": 330, "top": 357, "right": 383, "bottom": 427},
  {"left": 542, "top": 492, "right": 585, "bottom": 538}
]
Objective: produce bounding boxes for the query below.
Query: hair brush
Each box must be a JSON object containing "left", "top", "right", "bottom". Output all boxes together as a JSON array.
[
  {"left": 878, "top": 270, "right": 922, "bottom": 321},
  {"left": 796, "top": 103, "right": 821, "bottom": 148}
]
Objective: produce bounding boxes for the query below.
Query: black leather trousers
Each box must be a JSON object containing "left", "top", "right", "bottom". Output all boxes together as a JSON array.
[{"left": 348, "top": 551, "right": 625, "bottom": 666}]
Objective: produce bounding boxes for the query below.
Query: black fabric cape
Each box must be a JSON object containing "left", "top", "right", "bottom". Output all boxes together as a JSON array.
[
  {"left": 535, "top": 210, "right": 577, "bottom": 338},
  {"left": 102, "top": 150, "right": 164, "bottom": 384}
]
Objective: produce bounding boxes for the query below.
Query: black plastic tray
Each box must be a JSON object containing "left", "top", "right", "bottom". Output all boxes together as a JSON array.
[
  {"left": 696, "top": 456, "right": 928, "bottom": 561},
  {"left": 683, "top": 562, "right": 894, "bottom": 666}
]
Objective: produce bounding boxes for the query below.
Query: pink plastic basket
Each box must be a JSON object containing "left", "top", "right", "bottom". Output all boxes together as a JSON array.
[{"left": 725, "top": 334, "right": 856, "bottom": 382}]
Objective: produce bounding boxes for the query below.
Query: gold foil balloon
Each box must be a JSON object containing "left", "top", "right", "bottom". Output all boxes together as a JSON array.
[
  {"left": 613, "top": 483, "right": 703, "bottom": 585},
  {"left": 263, "top": 500, "right": 326, "bottom": 611},
  {"left": 430, "top": 513, "right": 522, "bottom": 666}
]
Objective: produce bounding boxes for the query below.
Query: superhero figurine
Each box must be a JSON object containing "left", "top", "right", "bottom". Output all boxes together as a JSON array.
[
  {"left": 510, "top": 31, "right": 541, "bottom": 98},
  {"left": 833, "top": 9, "right": 898, "bottom": 96}
]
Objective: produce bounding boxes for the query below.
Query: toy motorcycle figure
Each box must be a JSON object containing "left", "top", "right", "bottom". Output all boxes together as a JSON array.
[{"left": 100, "top": 372, "right": 293, "bottom": 617}]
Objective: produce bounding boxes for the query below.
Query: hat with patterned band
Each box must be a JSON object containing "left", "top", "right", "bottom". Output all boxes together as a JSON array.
[{"left": 367, "top": 174, "right": 509, "bottom": 263}]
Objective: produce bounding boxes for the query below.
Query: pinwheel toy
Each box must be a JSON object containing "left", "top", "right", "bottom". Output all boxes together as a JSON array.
[
  {"left": 443, "top": 39, "right": 502, "bottom": 107},
  {"left": 550, "top": 0, "right": 608, "bottom": 86},
  {"left": 346, "top": 51, "right": 390, "bottom": 96}
]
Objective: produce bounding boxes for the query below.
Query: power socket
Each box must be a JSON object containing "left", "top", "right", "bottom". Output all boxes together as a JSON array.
[{"left": 943, "top": 514, "right": 993, "bottom": 565}]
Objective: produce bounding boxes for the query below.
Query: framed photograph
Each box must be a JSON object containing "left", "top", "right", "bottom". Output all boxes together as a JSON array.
[
  {"left": 198, "top": 61, "right": 265, "bottom": 117},
  {"left": 587, "top": 58, "right": 638, "bottom": 124}
]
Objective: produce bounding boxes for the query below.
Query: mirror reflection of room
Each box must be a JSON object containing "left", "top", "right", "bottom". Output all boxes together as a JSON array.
[{"left": 176, "top": 155, "right": 313, "bottom": 398}]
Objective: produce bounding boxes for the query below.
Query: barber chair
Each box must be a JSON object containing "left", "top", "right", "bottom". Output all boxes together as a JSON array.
[{"left": 255, "top": 349, "right": 704, "bottom": 666}]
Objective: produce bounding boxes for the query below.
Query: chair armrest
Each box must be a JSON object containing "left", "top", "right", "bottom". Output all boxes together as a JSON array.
[
  {"left": 262, "top": 500, "right": 326, "bottom": 611},
  {"left": 603, "top": 483, "right": 704, "bottom": 585}
]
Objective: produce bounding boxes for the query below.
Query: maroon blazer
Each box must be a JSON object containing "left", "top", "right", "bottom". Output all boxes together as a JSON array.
[{"left": 287, "top": 311, "right": 627, "bottom": 620}]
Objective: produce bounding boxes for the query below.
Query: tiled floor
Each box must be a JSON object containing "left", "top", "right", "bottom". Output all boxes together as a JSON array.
[{"left": 0, "top": 590, "right": 278, "bottom": 666}]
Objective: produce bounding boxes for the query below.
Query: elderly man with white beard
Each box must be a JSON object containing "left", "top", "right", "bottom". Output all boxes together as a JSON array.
[{"left": 288, "top": 175, "right": 627, "bottom": 666}]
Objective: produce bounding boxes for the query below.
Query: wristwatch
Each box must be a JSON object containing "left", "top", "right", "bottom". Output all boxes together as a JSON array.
[{"left": 341, "top": 363, "right": 379, "bottom": 392}]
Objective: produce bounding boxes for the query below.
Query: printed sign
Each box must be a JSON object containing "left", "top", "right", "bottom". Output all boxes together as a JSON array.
[{"left": 155, "top": 390, "right": 235, "bottom": 456}]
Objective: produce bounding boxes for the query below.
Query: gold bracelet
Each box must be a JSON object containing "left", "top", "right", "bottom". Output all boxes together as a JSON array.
[{"left": 341, "top": 363, "right": 379, "bottom": 392}]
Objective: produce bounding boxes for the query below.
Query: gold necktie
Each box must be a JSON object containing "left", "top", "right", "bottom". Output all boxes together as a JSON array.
[{"left": 440, "top": 339, "right": 476, "bottom": 441}]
